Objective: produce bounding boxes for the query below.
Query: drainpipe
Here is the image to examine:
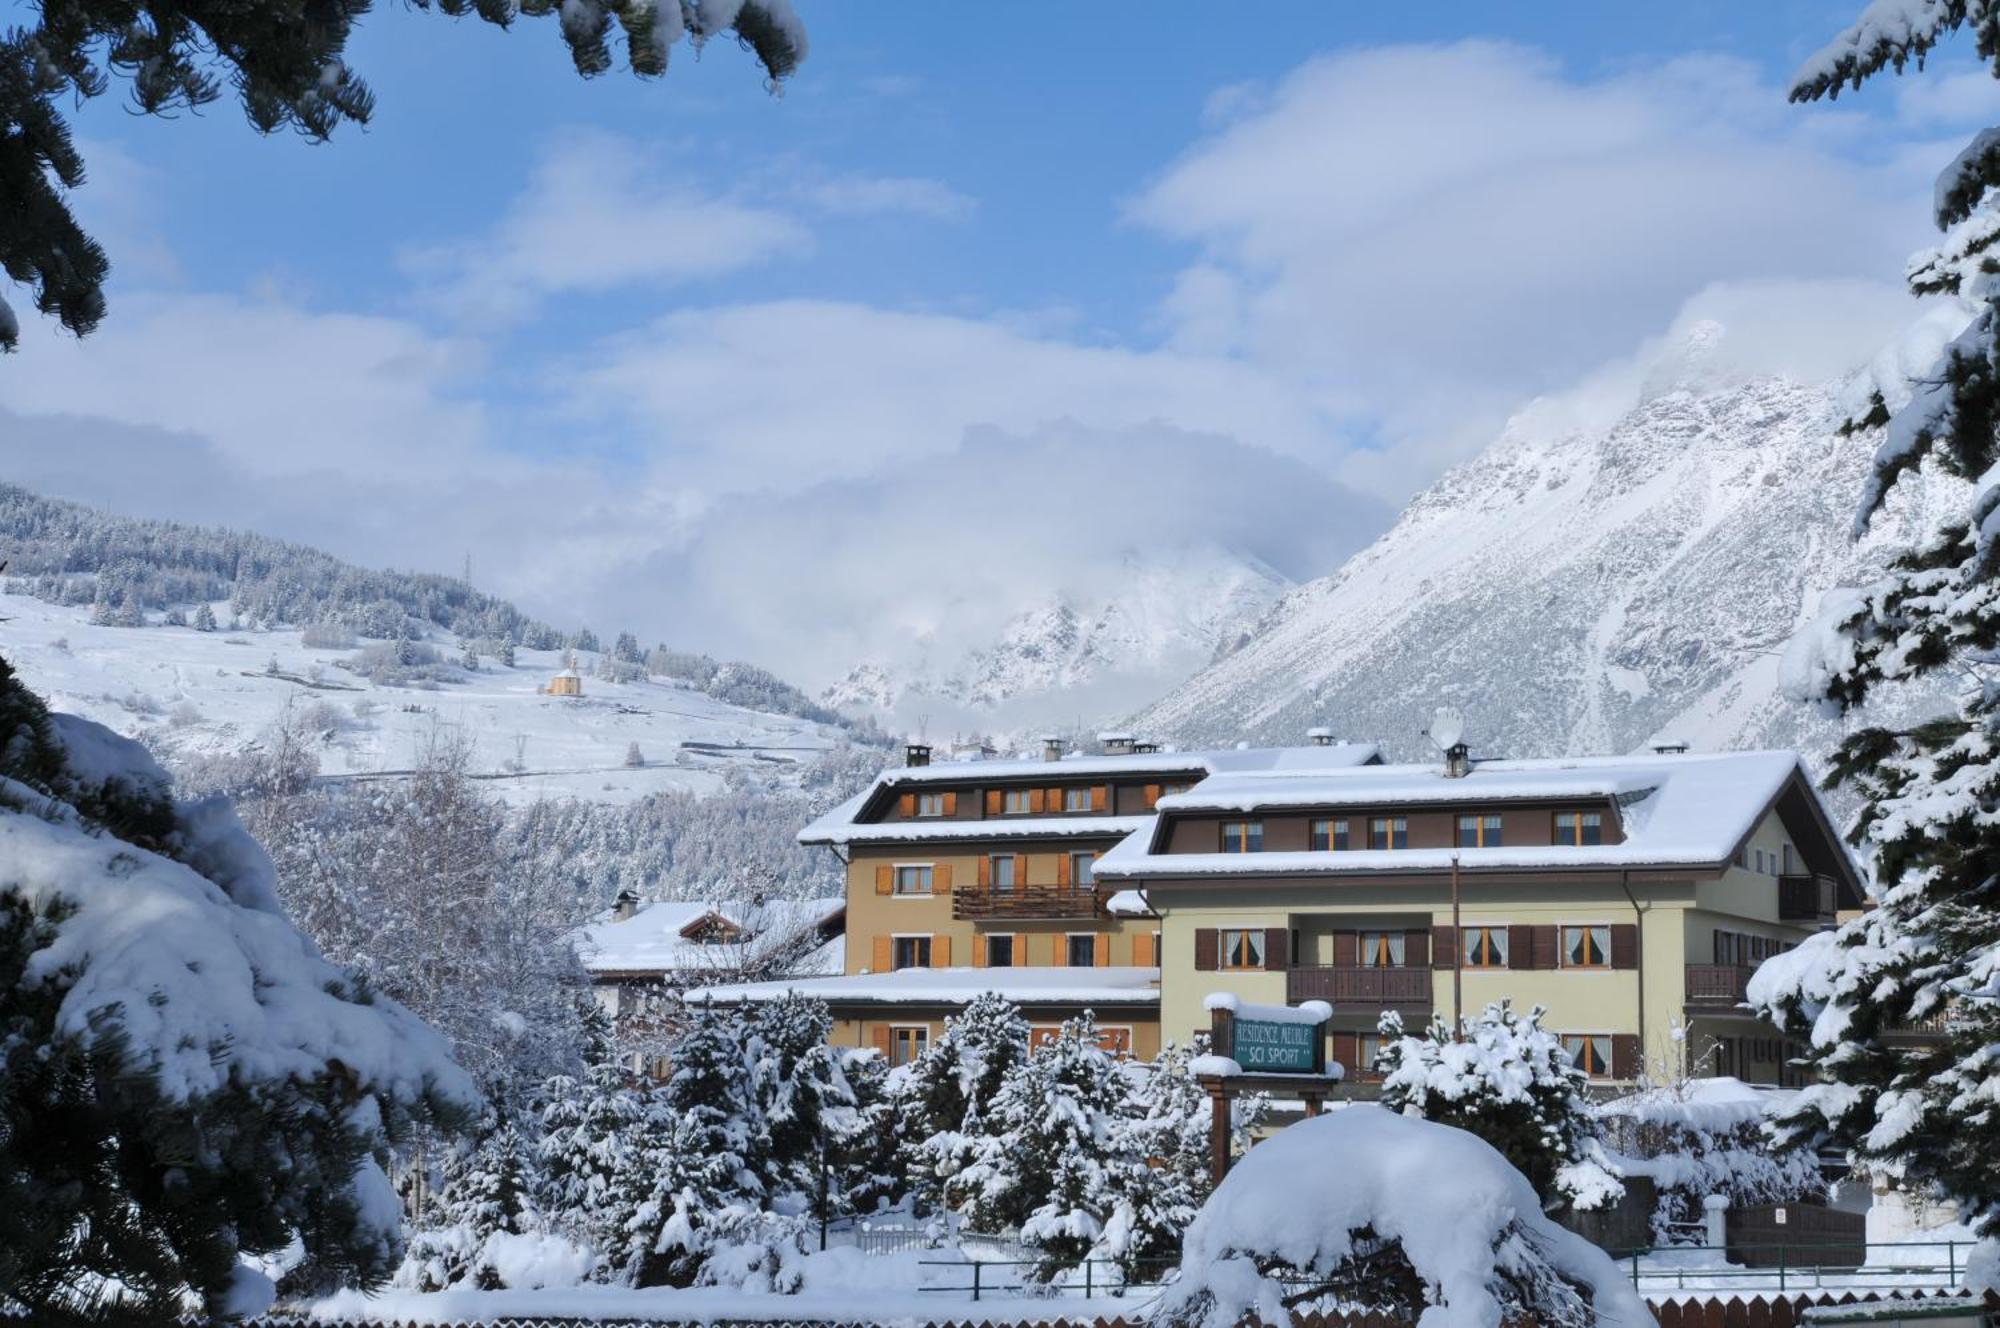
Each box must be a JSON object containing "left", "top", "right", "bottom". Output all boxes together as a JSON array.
[{"left": 1617, "top": 869, "right": 1648, "bottom": 1081}]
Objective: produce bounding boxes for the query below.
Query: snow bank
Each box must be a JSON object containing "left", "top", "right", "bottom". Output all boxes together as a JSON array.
[{"left": 1153, "top": 1106, "right": 1653, "bottom": 1328}]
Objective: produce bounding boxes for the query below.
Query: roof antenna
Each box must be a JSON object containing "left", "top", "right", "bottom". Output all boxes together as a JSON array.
[{"left": 1424, "top": 706, "right": 1473, "bottom": 779}]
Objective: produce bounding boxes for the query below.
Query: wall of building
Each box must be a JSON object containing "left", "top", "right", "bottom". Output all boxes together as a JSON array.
[{"left": 827, "top": 1012, "right": 1163, "bottom": 1063}]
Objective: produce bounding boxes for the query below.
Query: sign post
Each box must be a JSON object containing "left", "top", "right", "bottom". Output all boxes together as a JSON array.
[{"left": 1193, "top": 993, "right": 1343, "bottom": 1186}]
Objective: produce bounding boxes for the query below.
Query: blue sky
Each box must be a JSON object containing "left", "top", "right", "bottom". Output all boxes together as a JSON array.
[{"left": 4, "top": 1, "right": 1993, "bottom": 690}]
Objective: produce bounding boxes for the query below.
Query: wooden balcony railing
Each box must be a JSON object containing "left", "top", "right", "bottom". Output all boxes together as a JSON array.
[
  {"left": 1684, "top": 964, "right": 1757, "bottom": 1007},
  {"left": 952, "top": 884, "right": 1102, "bottom": 921},
  {"left": 1286, "top": 965, "right": 1433, "bottom": 1008},
  {"left": 1778, "top": 874, "right": 1837, "bottom": 922}
]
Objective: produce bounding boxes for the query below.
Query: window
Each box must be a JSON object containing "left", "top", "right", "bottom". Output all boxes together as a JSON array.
[
  {"left": 890, "top": 1025, "right": 930, "bottom": 1067},
  {"left": 1755, "top": 848, "right": 1767, "bottom": 874},
  {"left": 1555, "top": 811, "right": 1603, "bottom": 846},
  {"left": 986, "top": 934, "right": 1015, "bottom": 967},
  {"left": 1221, "top": 821, "right": 1264, "bottom": 853},
  {"left": 1003, "top": 789, "right": 1032, "bottom": 814},
  {"left": 1368, "top": 816, "right": 1408, "bottom": 850},
  {"left": 1067, "top": 934, "right": 1097, "bottom": 967},
  {"left": 916, "top": 792, "right": 947, "bottom": 818},
  {"left": 1070, "top": 850, "right": 1096, "bottom": 889},
  {"left": 1456, "top": 813, "right": 1503, "bottom": 847},
  {"left": 1562, "top": 1034, "right": 1611, "bottom": 1078},
  {"left": 1359, "top": 930, "right": 1406, "bottom": 967},
  {"left": 1358, "top": 1033, "right": 1386, "bottom": 1078},
  {"left": 1562, "top": 924, "right": 1611, "bottom": 969},
  {"left": 1063, "top": 787, "right": 1093, "bottom": 812},
  {"left": 892, "top": 935, "right": 932, "bottom": 970},
  {"left": 1310, "top": 818, "right": 1350, "bottom": 851},
  {"left": 894, "top": 865, "right": 934, "bottom": 896},
  {"left": 1782, "top": 844, "right": 1795, "bottom": 875},
  {"left": 1462, "top": 926, "right": 1509, "bottom": 968},
  {"left": 1221, "top": 927, "right": 1266, "bottom": 970},
  {"left": 990, "top": 854, "right": 1017, "bottom": 891},
  {"left": 1161, "top": 781, "right": 1195, "bottom": 798}
]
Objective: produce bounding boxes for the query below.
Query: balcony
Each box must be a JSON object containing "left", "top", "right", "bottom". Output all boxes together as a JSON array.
[
  {"left": 1684, "top": 964, "right": 1757, "bottom": 1009},
  {"left": 1778, "top": 873, "right": 1838, "bottom": 922},
  {"left": 952, "top": 884, "right": 1102, "bottom": 921},
  {"left": 1286, "top": 965, "right": 1433, "bottom": 1009}
]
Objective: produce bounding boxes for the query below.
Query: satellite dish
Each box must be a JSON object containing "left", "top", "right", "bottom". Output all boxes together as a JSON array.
[{"left": 1428, "top": 706, "right": 1467, "bottom": 753}]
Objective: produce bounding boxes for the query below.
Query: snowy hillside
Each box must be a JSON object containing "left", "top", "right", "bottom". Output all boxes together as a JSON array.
[
  {"left": 1132, "top": 312, "right": 1973, "bottom": 770},
  {"left": 823, "top": 546, "right": 1286, "bottom": 733},
  {"left": 2, "top": 593, "right": 849, "bottom": 806}
]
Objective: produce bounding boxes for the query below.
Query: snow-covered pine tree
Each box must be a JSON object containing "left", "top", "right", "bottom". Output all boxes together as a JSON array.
[
  {"left": 400, "top": 1118, "right": 542, "bottom": 1290},
  {"left": 901, "top": 991, "right": 1032, "bottom": 1209},
  {"left": 1746, "top": 4, "right": 2000, "bottom": 1243},
  {"left": 536, "top": 1061, "right": 643, "bottom": 1273},
  {"left": 950, "top": 1012, "right": 1144, "bottom": 1279},
  {"left": 0, "top": 654, "right": 475, "bottom": 1319},
  {"left": 1374, "top": 1002, "right": 1623, "bottom": 1212},
  {"left": 193, "top": 602, "right": 217, "bottom": 631},
  {"left": 497, "top": 639, "right": 515, "bottom": 668},
  {"left": 746, "top": 993, "right": 862, "bottom": 1237},
  {"left": 1099, "top": 1043, "right": 1233, "bottom": 1278}
]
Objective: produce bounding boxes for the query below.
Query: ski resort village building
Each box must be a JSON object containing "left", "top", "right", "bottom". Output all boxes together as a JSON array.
[
  {"left": 692, "top": 739, "right": 1860, "bottom": 1089},
  {"left": 575, "top": 894, "right": 845, "bottom": 1021}
]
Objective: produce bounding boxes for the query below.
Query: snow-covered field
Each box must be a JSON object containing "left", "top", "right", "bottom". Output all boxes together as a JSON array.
[{"left": 1, "top": 592, "right": 846, "bottom": 805}]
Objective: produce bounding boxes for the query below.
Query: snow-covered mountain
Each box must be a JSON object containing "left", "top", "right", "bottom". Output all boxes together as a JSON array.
[
  {"left": 823, "top": 546, "right": 1287, "bottom": 733},
  {"left": 1132, "top": 313, "right": 1971, "bottom": 770}
]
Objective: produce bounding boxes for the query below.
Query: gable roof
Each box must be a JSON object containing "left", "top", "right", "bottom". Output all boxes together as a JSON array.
[
  {"left": 799, "top": 741, "right": 1382, "bottom": 848},
  {"left": 1094, "top": 749, "right": 1862, "bottom": 898},
  {"left": 572, "top": 896, "right": 845, "bottom": 978}
]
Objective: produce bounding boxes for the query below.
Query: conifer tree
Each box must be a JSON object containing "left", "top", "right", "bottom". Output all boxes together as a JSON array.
[
  {"left": 193, "top": 602, "right": 217, "bottom": 631},
  {"left": 1373, "top": 1002, "right": 1623, "bottom": 1212},
  {"left": 1, "top": 2, "right": 806, "bottom": 350},
  {"left": 401, "top": 1118, "right": 541, "bottom": 1290},
  {"left": 1098, "top": 1043, "right": 1226, "bottom": 1277},
  {"left": 537, "top": 1062, "right": 642, "bottom": 1271},
  {"left": 900, "top": 991, "right": 1031, "bottom": 1209},
  {"left": 747, "top": 994, "right": 861, "bottom": 1237},
  {"left": 1749, "top": 4, "right": 2000, "bottom": 1241}
]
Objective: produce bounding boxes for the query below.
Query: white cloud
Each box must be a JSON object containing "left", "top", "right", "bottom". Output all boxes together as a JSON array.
[
  {"left": 1128, "top": 42, "right": 1951, "bottom": 492},
  {"left": 799, "top": 174, "right": 975, "bottom": 220}
]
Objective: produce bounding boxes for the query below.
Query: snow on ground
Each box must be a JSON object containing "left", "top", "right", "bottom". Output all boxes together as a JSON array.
[{"left": 1, "top": 592, "right": 845, "bottom": 805}]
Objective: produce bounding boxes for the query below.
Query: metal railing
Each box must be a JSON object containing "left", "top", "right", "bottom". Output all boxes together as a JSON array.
[
  {"left": 1286, "top": 965, "right": 1433, "bottom": 1006},
  {"left": 1629, "top": 1240, "right": 1973, "bottom": 1294},
  {"left": 919, "top": 1257, "right": 1178, "bottom": 1301}
]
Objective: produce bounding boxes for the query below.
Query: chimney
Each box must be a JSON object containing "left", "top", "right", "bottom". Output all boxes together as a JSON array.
[
  {"left": 904, "top": 741, "right": 932, "bottom": 767},
  {"left": 1442, "top": 744, "right": 1472, "bottom": 779},
  {"left": 1041, "top": 734, "right": 1066, "bottom": 763},
  {"left": 1307, "top": 726, "right": 1335, "bottom": 747},
  {"left": 613, "top": 889, "right": 641, "bottom": 921},
  {"left": 1101, "top": 732, "right": 1135, "bottom": 756}
]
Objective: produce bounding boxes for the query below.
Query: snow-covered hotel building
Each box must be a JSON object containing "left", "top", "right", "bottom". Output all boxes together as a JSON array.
[{"left": 694, "top": 738, "right": 1861, "bottom": 1089}]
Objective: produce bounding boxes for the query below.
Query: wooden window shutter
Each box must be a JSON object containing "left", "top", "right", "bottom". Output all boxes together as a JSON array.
[
  {"left": 1333, "top": 931, "right": 1358, "bottom": 967},
  {"left": 874, "top": 865, "right": 893, "bottom": 895},
  {"left": 933, "top": 935, "right": 950, "bottom": 967},
  {"left": 973, "top": 934, "right": 987, "bottom": 968},
  {"left": 1133, "top": 931, "right": 1154, "bottom": 967},
  {"left": 942, "top": 791, "right": 958, "bottom": 816},
  {"left": 872, "top": 936, "right": 891, "bottom": 972},
  {"left": 985, "top": 789, "right": 1003, "bottom": 816},
  {"left": 934, "top": 863, "right": 953, "bottom": 894},
  {"left": 898, "top": 792, "right": 916, "bottom": 818},
  {"left": 1095, "top": 934, "right": 1110, "bottom": 967},
  {"left": 1144, "top": 783, "right": 1161, "bottom": 809},
  {"left": 1610, "top": 923, "right": 1638, "bottom": 970},
  {"left": 1194, "top": 928, "right": 1219, "bottom": 971},
  {"left": 1611, "top": 1034, "right": 1641, "bottom": 1081},
  {"left": 1329, "top": 1032, "right": 1361, "bottom": 1076},
  {"left": 978, "top": 856, "right": 992, "bottom": 888},
  {"left": 1432, "top": 926, "right": 1456, "bottom": 970},
  {"left": 1029, "top": 788, "right": 1046, "bottom": 814},
  {"left": 870, "top": 1026, "right": 892, "bottom": 1057},
  {"left": 1047, "top": 786, "right": 1063, "bottom": 812},
  {"left": 1532, "top": 925, "right": 1559, "bottom": 970},
  {"left": 1091, "top": 785, "right": 1108, "bottom": 812},
  {"left": 1057, "top": 853, "right": 1072, "bottom": 887},
  {"left": 1263, "top": 927, "right": 1289, "bottom": 971},
  {"left": 1508, "top": 924, "right": 1534, "bottom": 968},
  {"left": 1017, "top": 852, "right": 1034, "bottom": 886},
  {"left": 1050, "top": 934, "right": 1064, "bottom": 965},
  {"left": 1406, "top": 929, "right": 1429, "bottom": 969}
]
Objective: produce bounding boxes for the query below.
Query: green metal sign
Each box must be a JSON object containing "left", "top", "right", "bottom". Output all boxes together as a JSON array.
[{"left": 1231, "top": 1016, "right": 1319, "bottom": 1073}]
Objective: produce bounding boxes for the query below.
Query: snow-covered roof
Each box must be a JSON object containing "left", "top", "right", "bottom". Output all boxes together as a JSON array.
[
  {"left": 798, "top": 741, "right": 1382, "bottom": 847},
  {"left": 1096, "top": 750, "right": 1824, "bottom": 879},
  {"left": 685, "top": 965, "right": 1160, "bottom": 1006},
  {"left": 1104, "top": 888, "right": 1154, "bottom": 916},
  {"left": 571, "top": 897, "right": 844, "bottom": 977}
]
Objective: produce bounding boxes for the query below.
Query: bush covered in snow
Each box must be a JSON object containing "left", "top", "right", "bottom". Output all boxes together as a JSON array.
[
  {"left": 1597, "top": 1077, "right": 1824, "bottom": 1242},
  {"left": 1375, "top": 1002, "right": 1624, "bottom": 1213},
  {"left": 0, "top": 654, "right": 476, "bottom": 1320},
  {"left": 1151, "top": 1106, "right": 1655, "bottom": 1328}
]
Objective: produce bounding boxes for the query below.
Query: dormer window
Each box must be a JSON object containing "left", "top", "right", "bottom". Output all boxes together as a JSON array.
[
  {"left": 916, "top": 792, "right": 947, "bottom": 818},
  {"left": 1310, "top": 818, "right": 1349, "bottom": 851},
  {"left": 1555, "top": 811, "right": 1603, "bottom": 846},
  {"left": 1456, "top": 814, "right": 1503, "bottom": 848},
  {"left": 1221, "top": 821, "right": 1263, "bottom": 853}
]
